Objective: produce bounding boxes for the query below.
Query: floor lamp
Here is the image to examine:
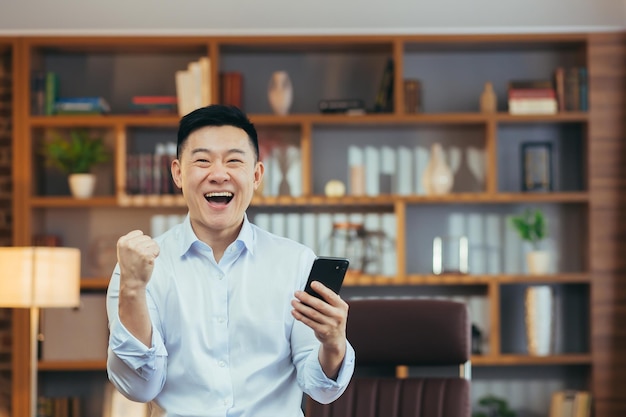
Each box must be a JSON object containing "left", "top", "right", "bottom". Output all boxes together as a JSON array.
[{"left": 0, "top": 247, "right": 81, "bottom": 417}]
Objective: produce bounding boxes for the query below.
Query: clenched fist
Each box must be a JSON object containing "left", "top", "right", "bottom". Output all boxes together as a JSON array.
[{"left": 117, "top": 230, "right": 160, "bottom": 289}]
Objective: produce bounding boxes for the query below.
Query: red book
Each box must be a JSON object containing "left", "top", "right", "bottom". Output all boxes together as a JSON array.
[
  {"left": 132, "top": 95, "right": 178, "bottom": 105},
  {"left": 508, "top": 88, "right": 556, "bottom": 99}
]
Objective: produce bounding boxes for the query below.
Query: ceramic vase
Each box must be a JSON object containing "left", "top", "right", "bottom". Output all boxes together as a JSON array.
[
  {"left": 525, "top": 285, "right": 554, "bottom": 356},
  {"left": 480, "top": 81, "right": 497, "bottom": 113},
  {"left": 68, "top": 173, "right": 96, "bottom": 199},
  {"left": 422, "top": 143, "right": 454, "bottom": 195},
  {"left": 268, "top": 71, "right": 293, "bottom": 115}
]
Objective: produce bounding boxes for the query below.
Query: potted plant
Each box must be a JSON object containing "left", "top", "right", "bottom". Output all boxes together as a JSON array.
[
  {"left": 473, "top": 395, "right": 517, "bottom": 417},
  {"left": 40, "top": 129, "right": 110, "bottom": 199},
  {"left": 509, "top": 207, "right": 549, "bottom": 275}
]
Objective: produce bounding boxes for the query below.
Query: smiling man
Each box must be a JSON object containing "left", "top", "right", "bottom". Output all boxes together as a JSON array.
[{"left": 106, "top": 105, "right": 355, "bottom": 417}]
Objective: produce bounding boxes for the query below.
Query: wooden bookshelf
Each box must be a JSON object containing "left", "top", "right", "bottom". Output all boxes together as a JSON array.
[{"left": 6, "top": 32, "right": 626, "bottom": 417}]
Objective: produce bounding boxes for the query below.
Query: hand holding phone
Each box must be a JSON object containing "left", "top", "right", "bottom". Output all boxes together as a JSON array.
[{"left": 304, "top": 256, "right": 349, "bottom": 302}]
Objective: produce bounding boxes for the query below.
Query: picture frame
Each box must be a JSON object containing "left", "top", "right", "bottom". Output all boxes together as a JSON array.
[{"left": 521, "top": 142, "right": 553, "bottom": 192}]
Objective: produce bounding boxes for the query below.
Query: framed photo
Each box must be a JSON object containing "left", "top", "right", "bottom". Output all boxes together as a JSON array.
[{"left": 521, "top": 142, "right": 553, "bottom": 192}]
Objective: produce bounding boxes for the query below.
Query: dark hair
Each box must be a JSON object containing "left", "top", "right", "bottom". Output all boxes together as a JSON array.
[{"left": 176, "top": 104, "right": 259, "bottom": 161}]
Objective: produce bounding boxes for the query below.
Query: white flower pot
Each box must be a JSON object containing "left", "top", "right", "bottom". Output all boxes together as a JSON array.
[
  {"left": 526, "top": 250, "right": 550, "bottom": 275},
  {"left": 68, "top": 173, "right": 96, "bottom": 199}
]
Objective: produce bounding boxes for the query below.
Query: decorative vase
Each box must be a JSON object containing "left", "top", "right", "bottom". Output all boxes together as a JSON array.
[
  {"left": 480, "top": 81, "right": 497, "bottom": 113},
  {"left": 68, "top": 173, "right": 96, "bottom": 199},
  {"left": 268, "top": 71, "right": 293, "bottom": 115},
  {"left": 422, "top": 143, "right": 454, "bottom": 195},
  {"left": 527, "top": 250, "right": 550, "bottom": 275},
  {"left": 525, "top": 285, "right": 554, "bottom": 356}
]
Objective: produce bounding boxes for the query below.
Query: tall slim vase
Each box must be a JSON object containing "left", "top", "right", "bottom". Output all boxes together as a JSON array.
[
  {"left": 268, "top": 71, "right": 293, "bottom": 115},
  {"left": 524, "top": 285, "right": 554, "bottom": 356}
]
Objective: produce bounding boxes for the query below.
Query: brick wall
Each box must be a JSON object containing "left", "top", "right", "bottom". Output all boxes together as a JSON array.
[{"left": 0, "top": 50, "right": 13, "bottom": 414}]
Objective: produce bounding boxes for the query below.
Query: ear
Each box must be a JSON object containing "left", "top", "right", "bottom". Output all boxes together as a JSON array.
[
  {"left": 171, "top": 159, "right": 183, "bottom": 189},
  {"left": 253, "top": 161, "right": 265, "bottom": 191}
]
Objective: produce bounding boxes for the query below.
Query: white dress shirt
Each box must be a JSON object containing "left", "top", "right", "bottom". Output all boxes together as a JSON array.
[{"left": 106, "top": 214, "right": 355, "bottom": 417}]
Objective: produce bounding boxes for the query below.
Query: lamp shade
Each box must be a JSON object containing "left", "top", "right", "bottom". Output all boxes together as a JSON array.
[{"left": 0, "top": 247, "right": 80, "bottom": 308}]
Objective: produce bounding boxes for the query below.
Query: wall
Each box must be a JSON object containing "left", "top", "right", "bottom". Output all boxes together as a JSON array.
[{"left": 0, "top": 0, "right": 624, "bottom": 34}]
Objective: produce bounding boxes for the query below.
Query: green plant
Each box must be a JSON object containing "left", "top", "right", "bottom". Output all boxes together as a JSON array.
[
  {"left": 509, "top": 208, "right": 547, "bottom": 250},
  {"left": 41, "top": 129, "right": 110, "bottom": 175},
  {"left": 473, "top": 395, "right": 517, "bottom": 417}
]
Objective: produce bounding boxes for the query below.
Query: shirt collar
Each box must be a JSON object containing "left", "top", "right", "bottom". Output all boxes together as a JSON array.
[{"left": 178, "top": 213, "right": 255, "bottom": 257}]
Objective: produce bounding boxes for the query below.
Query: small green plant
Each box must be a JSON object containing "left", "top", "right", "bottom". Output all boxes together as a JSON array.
[
  {"left": 509, "top": 208, "right": 547, "bottom": 250},
  {"left": 41, "top": 129, "right": 110, "bottom": 175},
  {"left": 473, "top": 395, "right": 517, "bottom": 417}
]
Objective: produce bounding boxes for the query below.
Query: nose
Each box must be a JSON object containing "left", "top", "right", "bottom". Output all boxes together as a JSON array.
[{"left": 208, "top": 162, "right": 229, "bottom": 183}]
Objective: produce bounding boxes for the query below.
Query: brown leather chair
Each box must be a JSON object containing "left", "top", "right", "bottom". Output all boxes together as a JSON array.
[{"left": 306, "top": 298, "right": 471, "bottom": 417}]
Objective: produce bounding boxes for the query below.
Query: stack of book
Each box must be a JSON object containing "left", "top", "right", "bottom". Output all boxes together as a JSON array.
[
  {"left": 175, "top": 57, "right": 211, "bottom": 117},
  {"left": 37, "top": 396, "right": 80, "bottom": 417},
  {"left": 508, "top": 80, "right": 558, "bottom": 115},
  {"left": 130, "top": 95, "right": 177, "bottom": 114},
  {"left": 55, "top": 96, "right": 111, "bottom": 115}
]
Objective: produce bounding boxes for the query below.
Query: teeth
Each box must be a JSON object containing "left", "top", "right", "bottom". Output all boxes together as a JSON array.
[{"left": 204, "top": 192, "right": 233, "bottom": 198}]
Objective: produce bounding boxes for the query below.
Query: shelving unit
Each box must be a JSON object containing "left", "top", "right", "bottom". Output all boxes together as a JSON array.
[{"left": 7, "top": 32, "right": 626, "bottom": 417}]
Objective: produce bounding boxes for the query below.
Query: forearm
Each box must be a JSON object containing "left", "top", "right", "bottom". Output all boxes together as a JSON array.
[
  {"left": 119, "top": 279, "right": 152, "bottom": 347},
  {"left": 318, "top": 339, "right": 347, "bottom": 380}
]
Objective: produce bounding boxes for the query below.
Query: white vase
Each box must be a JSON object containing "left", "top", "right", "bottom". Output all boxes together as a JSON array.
[
  {"left": 68, "top": 173, "right": 96, "bottom": 199},
  {"left": 525, "top": 285, "right": 554, "bottom": 356},
  {"left": 268, "top": 71, "right": 293, "bottom": 115},
  {"left": 527, "top": 250, "right": 550, "bottom": 275},
  {"left": 422, "top": 143, "right": 454, "bottom": 195}
]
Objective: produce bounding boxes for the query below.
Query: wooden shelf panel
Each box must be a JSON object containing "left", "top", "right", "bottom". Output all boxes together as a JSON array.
[
  {"left": 38, "top": 360, "right": 106, "bottom": 371},
  {"left": 29, "top": 196, "right": 118, "bottom": 207},
  {"left": 345, "top": 273, "right": 590, "bottom": 286},
  {"left": 472, "top": 353, "right": 591, "bottom": 366},
  {"left": 81, "top": 278, "right": 110, "bottom": 291},
  {"left": 27, "top": 192, "right": 589, "bottom": 208},
  {"left": 36, "top": 354, "right": 592, "bottom": 371},
  {"left": 26, "top": 111, "right": 589, "bottom": 128}
]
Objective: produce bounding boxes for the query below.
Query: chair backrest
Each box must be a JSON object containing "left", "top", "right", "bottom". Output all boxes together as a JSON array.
[{"left": 306, "top": 298, "right": 471, "bottom": 417}]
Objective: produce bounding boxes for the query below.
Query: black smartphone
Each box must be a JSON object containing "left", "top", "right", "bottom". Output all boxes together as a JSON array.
[{"left": 304, "top": 256, "right": 350, "bottom": 301}]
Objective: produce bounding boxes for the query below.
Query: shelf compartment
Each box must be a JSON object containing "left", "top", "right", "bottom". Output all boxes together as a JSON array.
[{"left": 27, "top": 37, "right": 210, "bottom": 116}]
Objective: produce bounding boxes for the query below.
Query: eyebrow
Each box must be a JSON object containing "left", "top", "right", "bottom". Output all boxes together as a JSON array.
[{"left": 191, "top": 147, "right": 247, "bottom": 156}]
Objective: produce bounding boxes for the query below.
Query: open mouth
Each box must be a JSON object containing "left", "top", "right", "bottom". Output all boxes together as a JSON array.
[{"left": 204, "top": 191, "right": 234, "bottom": 205}]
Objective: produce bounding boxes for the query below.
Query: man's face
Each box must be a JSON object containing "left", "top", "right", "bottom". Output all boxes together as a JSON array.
[{"left": 171, "top": 125, "right": 263, "bottom": 243}]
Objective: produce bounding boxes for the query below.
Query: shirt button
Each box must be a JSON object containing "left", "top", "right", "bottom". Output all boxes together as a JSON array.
[
  {"left": 218, "top": 360, "right": 226, "bottom": 368},
  {"left": 217, "top": 317, "right": 225, "bottom": 324},
  {"left": 223, "top": 399, "right": 229, "bottom": 406}
]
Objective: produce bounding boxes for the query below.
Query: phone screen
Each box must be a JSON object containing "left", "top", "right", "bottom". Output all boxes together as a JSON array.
[{"left": 304, "top": 256, "right": 350, "bottom": 301}]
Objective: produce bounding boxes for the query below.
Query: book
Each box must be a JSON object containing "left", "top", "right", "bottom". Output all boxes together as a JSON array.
[
  {"left": 132, "top": 95, "right": 178, "bottom": 105},
  {"left": 403, "top": 79, "right": 421, "bottom": 113},
  {"left": 318, "top": 99, "right": 365, "bottom": 114},
  {"left": 55, "top": 96, "right": 111, "bottom": 114},
  {"left": 44, "top": 72, "right": 58, "bottom": 116},
  {"left": 508, "top": 79, "right": 554, "bottom": 90},
  {"left": 508, "top": 88, "right": 556, "bottom": 99},
  {"left": 549, "top": 390, "right": 591, "bottom": 417},
  {"left": 31, "top": 71, "right": 46, "bottom": 115},
  {"left": 508, "top": 97, "right": 558, "bottom": 114},
  {"left": 374, "top": 58, "right": 394, "bottom": 112},
  {"left": 554, "top": 67, "right": 566, "bottom": 111},
  {"left": 220, "top": 71, "right": 243, "bottom": 109}
]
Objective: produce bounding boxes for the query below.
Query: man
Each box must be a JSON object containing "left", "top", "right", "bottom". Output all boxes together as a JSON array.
[{"left": 106, "top": 104, "right": 355, "bottom": 417}]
